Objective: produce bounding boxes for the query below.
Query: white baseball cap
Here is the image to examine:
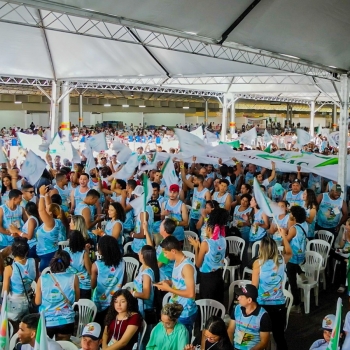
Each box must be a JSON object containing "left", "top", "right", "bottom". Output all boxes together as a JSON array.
[
  {"left": 81, "top": 322, "right": 102, "bottom": 340},
  {"left": 322, "top": 314, "right": 335, "bottom": 331}
]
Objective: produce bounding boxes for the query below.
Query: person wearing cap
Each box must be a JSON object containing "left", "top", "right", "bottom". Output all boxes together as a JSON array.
[
  {"left": 180, "top": 161, "right": 211, "bottom": 234},
  {"left": 16, "top": 313, "right": 63, "bottom": 350},
  {"left": 316, "top": 183, "right": 348, "bottom": 236},
  {"left": 309, "top": 314, "right": 336, "bottom": 350},
  {"left": 283, "top": 178, "right": 304, "bottom": 207},
  {"left": 80, "top": 322, "right": 102, "bottom": 350},
  {"left": 268, "top": 183, "right": 285, "bottom": 203},
  {"left": 161, "top": 183, "right": 188, "bottom": 244},
  {"left": 227, "top": 284, "right": 271, "bottom": 350}
]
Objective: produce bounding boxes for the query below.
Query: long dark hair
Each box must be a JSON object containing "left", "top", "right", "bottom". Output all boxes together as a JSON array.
[
  {"left": 109, "top": 202, "right": 126, "bottom": 223},
  {"left": 104, "top": 289, "right": 140, "bottom": 326},
  {"left": 305, "top": 188, "right": 318, "bottom": 210},
  {"left": 50, "top": 250, "right": 70, "bottom": 273},
  {"left": 140, "top": 245, "right": 160, "bottom": 283},
  {"left": 69, "top": 230, "right": 86, "bottom": 253},
  {"left": 25, "top": 202, "right": 41, "bottom": 225},
  {"left": 205, "top": 316, "right": 234, "bottom": 350},
  {"left": 1, "top": 175, "right": 12, "bottom": 195},
  {"left": 98, "top": 235, "right": 122, "bottom": 267}
]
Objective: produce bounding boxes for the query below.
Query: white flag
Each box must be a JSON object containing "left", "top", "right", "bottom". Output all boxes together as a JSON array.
[
  {"left": 113, "top": 154, "right": 138, "bottom": 180},
  {"left": 175, "top": 128, "right": 207, "bottom": 157},
  {"left": 20, "top": 150, "right": 46, "bottom": 186},
  {"left": 205, "top": 129, "right": 218, "bottom": 143},
  {"left": 161, "top": 158, "right": 179, "bottom": 188},
  {"left": 130, "top": 195, "right": 145, "bottom": 216},
  {"left": 86, "top": 132, "right": 108, "bottom": 152},
  {"left": 0, "top": 149, "right": 8, "bottom": 164},
  {"left": 263, "top": 129, "right": 272, "bottom": 144},
  {"left": 296, "top": 129, "right": 312, "bottom": 146},
  {"left": 190, "top": 126, "right": 204, "bottom": 140},
  {"left": 84, "top": 146, "right": 96, "bottom": 174},
  {"left": 49, "top": 133, "right": 66, "bottom": 156},
  {"left": 17, "top": 132, "right": 43, "bottom": 152},
  {"left": 240, "top": 127, "right": 257, "bottom": 146}
]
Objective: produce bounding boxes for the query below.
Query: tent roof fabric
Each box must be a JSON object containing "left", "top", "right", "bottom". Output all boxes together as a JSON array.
[{"left": 0, "top": 0, "right": 349, "bottom": 103}]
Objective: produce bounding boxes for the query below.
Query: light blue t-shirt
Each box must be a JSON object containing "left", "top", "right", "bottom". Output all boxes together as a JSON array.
[
  {"left": 134, "top": 267, "right": 155, "bottom": 317},
  {"left": 11, "top": 259, "right": 36, "bottom": 295}
]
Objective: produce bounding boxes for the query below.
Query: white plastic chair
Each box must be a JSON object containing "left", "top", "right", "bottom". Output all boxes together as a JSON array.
[
  {"left": 122, "top": 282, "right": 134, "bottom": 291},
  {"left": 123, "top": 241, "right": 132, "bottom": 255},
  {"left": 58, "top": 240, "right": 70, "bottom": 250},
  {"left": 183, "top": 250, "right": 195, "bottom": 264},
  {"left": 41, "top": 267, "right": 51, "bottom": 275},
  {"left": 56, "top": 341, "right": 79, "bottom": 350},
  {"left": 225, "top": 237, "right": 245, "bottom": 282},
  {"left": 227, "top": 280, "right": 251, "bottom": 314},
  {"left": 193, "top": 299, "right": 226, "bottom": 342},
  {"left": 283, "top": 289, "right": 293, "bottom": 330},
  {"left": 242, "top": 241, "right": 261, "bottom": 279},
  {"left": 9, "top": 334, "right": 18, "bottom": 350},
  {"left": 297, "top": 251, "right": 323, "bottom": 314},
  {"left": 162, "top": 292, "right": 172, "bottom": 307},
  {"left": 183, "top": 231, "right": 198, "bottom": 253},
  {"left": 306, "top": 239, "right": 331, "bottom": 290},
  {"left": 31, "top": 280, "right": 37, "bottom": 293},
  {"left": 123, "top": 257, "right": 140, "bottom": 283},
  {"left": 72, "top": 299, "right": 97, "bottom": 338},
  {"left": 137, "top": 319, "right": 147, "bottom": 349},
  {"left": 315, "top": 230, "right": 335, "bottom": 247}
]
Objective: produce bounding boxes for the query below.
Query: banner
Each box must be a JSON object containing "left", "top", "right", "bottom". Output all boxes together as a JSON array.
[
  {"left": 246, "top": 117, "right": 267, "bottom": 127},
  {"left": 240, "top": 127, "right": 257, "bottom": 146}
]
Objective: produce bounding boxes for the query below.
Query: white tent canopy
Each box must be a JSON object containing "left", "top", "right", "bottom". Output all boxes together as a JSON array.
[{"left": 0, "top": 0, "right": 348, "bottom": 103}]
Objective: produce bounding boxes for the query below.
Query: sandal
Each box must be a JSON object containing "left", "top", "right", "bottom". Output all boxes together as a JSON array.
[{"left": 337, "top": 285, "right": 346, "bottom": 293}]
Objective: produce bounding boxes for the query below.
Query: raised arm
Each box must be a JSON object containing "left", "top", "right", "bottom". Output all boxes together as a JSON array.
[{"left": 38, "top": 185, "right": 55, "bottom": 230}]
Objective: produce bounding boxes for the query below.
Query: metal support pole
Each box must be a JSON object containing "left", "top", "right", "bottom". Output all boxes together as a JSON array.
[
  {"left": 333, "top": 103, "right": 337, "bottom": 131},
  {"left": 50, "top": 80, "right": 57, "bottom": 140},
  {"left": 230, "top": 98, "right": 236, "bottom": 136},
  {"left": 79, "top": 94, "right": 83, "bottom": 128},
  {"left": 289, "top": 105, "right": 293, "bottom": 126},
  {"left": 310, "top": 101, "right": 315, "bottom": 136},
  {"left": 60, "top": 81, "right": 71, "bottom": 142},
  {"left": 338, "top": 74, "right": 349, "bottom": 193},
  {"left": 220, "top": 94, "right": 228, "bottom": 142},
  {"left": 205, "top": 99, "right": 208, "bottom": 126}
]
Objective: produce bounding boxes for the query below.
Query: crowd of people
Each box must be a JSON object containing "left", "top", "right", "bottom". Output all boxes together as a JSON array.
[{"left": 0, "top": 123, "right": 349, "bottom": 350}]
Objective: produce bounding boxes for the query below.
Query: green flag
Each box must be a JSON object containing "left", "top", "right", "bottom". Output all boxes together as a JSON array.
[
  {"left": 264, "top": 144, "right": 272, "bottom": 153},
  {"left": 34, "top": 312, "right": 49, "bottom": 350},
  {"left": 0, "top": 291, "right": 8, "bottom": 350},
  {"left": 317, "top": 125, "right": 321, "bottom": 135},
  {"left": 142, "top": 173, "right": 152, "bottom": 211},
  {"left": 326, "top": 298, "right": 342, "bottom": 350},
  {"left": 219, "top": 140, "right": 240, "bottom": 148}
]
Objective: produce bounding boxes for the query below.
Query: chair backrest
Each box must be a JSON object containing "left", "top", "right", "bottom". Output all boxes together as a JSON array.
[
  {"left": 41, "top": 267, "right": 51, "bottom": 275},
  {"left": 139, "top": 320, "right": 147, "bottom": 347},
  {"left": 278, "top": 246, "right": 284, "bottom": 254},
  {"left": 8, "top": 321, "right": 13, "bottom": 339},
  {"left": 251, "top": 241, "right": 261, "bottom": 259},
  {"left": 304, "top": 251, "right": 323, "bottom": 282},
  {"left": 283, "top": 289, "right": 294, "bottom": 330},
  {"left": 72, "top": 299, "right": 98, "bottom": 338},
  {"left": 183, "top": 251, "right": 195, "bottom": 264},
  {"left": 228, "top": 280, "right": 252, "bottom": 313},
  {"left": 306, "top": 239, "right": 331, "bottom": 268},
  {"left": 56, "top": 340, "right": 79, "bottom": 350},
  {"left": 183, "top": 231, "right": 198, "bottom": 253},
  {"left": 123, "top": 257, "right": 140, "bottom": 283},
  {"left": 162, "top": 292, "right": 172, "bottom": 307},
  {"left": 315, "top": 230, "right": 335, "bottom": 247},
  {"left": 58, "top": 240, "right": 69, "bottom": 249},
  {"left": 31, "top": 280, "right": 37, "bottom": 293},
  {"left": 223, "top": 258, "right": 228, "bottom": 279},
  {"left": 225, "top": 237, "right": 245, "bottom": 261},
  {"left": 335, "top": 225, "right": 345, "bottom": 248},
  {"left": 122, "top": 282, "right": 134, "bottom": 292},
  {"left": 9, "top": 334, "right": 18, "bottom": 350},
  {"left": 123, "top": 241, "right": 132, "bottom": 255},
  {"left": 195, "top": 299, "right": 226, "bottom": 332}
]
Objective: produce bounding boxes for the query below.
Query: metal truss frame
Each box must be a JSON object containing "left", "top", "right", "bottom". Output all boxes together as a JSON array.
[{"left": 0, "top": 0, "right": 345, "bottom": 80}]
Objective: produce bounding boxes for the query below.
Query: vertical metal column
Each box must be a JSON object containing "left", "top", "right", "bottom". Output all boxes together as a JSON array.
[
  {"left": 50, "top": 80, "right": 57, "bottom": 140},
  {"left": 79, "top": 94, "right": 83, "bottom": 128},
  {"left": 220, "top": 94, "right": 228, "bottom": 142},
  {"left": 338, "top": 74, "right": 349, "bottom": 192},
  {"left": 333, "top": 103, "right": 337, "bottom": 131},
  {"left": 205, "top": 99, "right": 208, "bottom": 126},
  {"left": 289, "top": 105, "right": 293, "bottom": 126},
  {"left": 60, "top": 81, "right": 70, "bottom": 142},
  {"left": 285, "top": 103, "right": 289, "bottom": 128},
  {"left": 310, "top": 101, "right": 315, "bottom": 136},
  {"left": 230, "top": 97, "right": 236, "bottom": 136}
]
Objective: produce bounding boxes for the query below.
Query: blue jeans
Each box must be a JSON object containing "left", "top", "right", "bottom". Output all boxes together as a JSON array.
[
  {"left": 38, "top": 251, "right": 56, "bottom": 272},
  {"left": 178, "top": 310, "right": 197, "bottom": 342},
  {"left": 28, "top": 245, "right": 38, "bottom": 259}
]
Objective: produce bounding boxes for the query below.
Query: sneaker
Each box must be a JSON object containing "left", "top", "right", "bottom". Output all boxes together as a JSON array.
[
  {"left": 299, "top": 273, "right": 308, "bottom": 284},
  {"left": 290, "top": 305, "right": 301, "bottom": 314}
]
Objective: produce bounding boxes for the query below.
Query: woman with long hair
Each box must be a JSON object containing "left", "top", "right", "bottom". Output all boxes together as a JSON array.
[
  {"left": 64, "top": 230, "right": 92, "bottom": 299},
  {"left": 91, "top": 235, "right": 125, "bottom": 326},
  {"left": 146, "top": 303, "right": 188, "bottom": 350},
  {"left": 1, "top": 174, "right": 14, "bottom": 203},
  {"left": 268, "top": 201, "right": 290, "bottom": 246},
  {"left": 35, "top": 250, "right": 79, "bottom": 340},
  {"left": 189, "top": 208, "right": 228, "bottom": 304},
  {"left": 252, "top": 234, "right": 292, "bottom": 350},
  {"left": 196, "top": 200, "right": 220, "bottom": 241},
  {"left": 69, "top": 214, "right": 89, "bottom": 241},
  {"left": 102, "top": 289, "right": 142, "bottom": 350},
  {"left": 2, "top": 238, "right": 36, "bottom": 322},
  {"left": 302, "top": 188, "right": 318, "bottom": 239},
  {"left": 231, "top": 183, "right": 252, "bottom": 209},
  {"left": 185, "top": 315, "right": 234, "bottom": 350},
  {"left": 93, "top": 202, "right": 126, "bottom": 252},
  {"left": 249, "top": 196, "right": 269, "bottom": 243}
]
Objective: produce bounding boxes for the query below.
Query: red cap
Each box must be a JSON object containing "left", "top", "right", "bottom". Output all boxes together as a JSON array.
[{"left": 169, "top": 184, "right": 180, "bottom": 192}]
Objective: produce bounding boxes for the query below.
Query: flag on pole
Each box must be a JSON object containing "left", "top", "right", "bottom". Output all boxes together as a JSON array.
[
  {"left": 0, "top": 149, "right": 8, "bottom": 164},
  {"left": 175, "top": 128, "right": 207, "bottom": 157},
  {"left": 239, "top": 127, "right": 257, "bottom": 146},
  {"left": 142, "top": 173, "right": 152, "bottom": 211},
  {"left": 316, "top": 125, "right": 321, "bottom": 135},
  {"left": 20, "top": 150, "right": 47, "bottom": 186},
  {"left": 190, "top": 126, "right": 204, "bottom": 140},
  {"left": 326, "top": 298, "right": 342, "bottom": 350},
  {"left": 113, "top": 154, "right": 139, "bottom": 180},
  {"left": 264, "top": 144, "right": 272, "bottom": 153},
  {"left": 263, "top": 129, "right": 272, "bottom": 144},
  {"left": 84, "top": 146, "right": 96, "bottom": 174},
  {"left": 49, "top": 133, "right": 66, "bottom": 155},
  {"left": 0, "top": 291, "right": 9, "bottom": 350},
  {"left": 161, "top": 158, "right": 179, "bottom": 189},
  {"left": 219, "top": 140, "right": 240, "bottom": 148},
  {"left": 34, "top": 312, "right": 49, "bottom": 350},
  {"left": 86, "top": 132, "right": 108, "bottom": 152},
  {"left": 296, "top": 128, "right": 312, "bottom": 145},
  {"left": 253, "top": 178, "right": 283, "bottom": 218}
]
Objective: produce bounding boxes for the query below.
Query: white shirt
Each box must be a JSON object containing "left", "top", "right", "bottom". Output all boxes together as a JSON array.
[{"left": 20, "top": 338, "right": 63, "bottom": 350}]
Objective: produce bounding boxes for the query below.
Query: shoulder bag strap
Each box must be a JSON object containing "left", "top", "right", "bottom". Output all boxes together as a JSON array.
[
  {"left": 13, "top": 263, "right": 32, "bottom": 306},
  {"left": 49, "top": 272, "right": 72, "bottom": 306},
  {"left": 295, "top": 224, "right": 307, "bottom": 237}
]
